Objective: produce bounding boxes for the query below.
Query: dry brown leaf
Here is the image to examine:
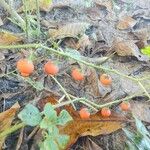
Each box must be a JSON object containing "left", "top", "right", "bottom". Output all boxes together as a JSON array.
[
  {"left": 93, "top": 0, "right": 113, "bottom": 12},
  {"left": 0, "top": 31, "right": 22, "bottom": 45},
  {"left": 60, "top": 109, "right": 125, "bottom": 149},
  {"left": 113, "top": 38, "right": 149, "bottom": 61},
  {"left": 130, "top": 101, "right": 150, "bottom": 123},
  {"left": 33, "top": 96, "right": 126, "bottom": 150},
  {"left": 83, "top": 138, "right": 103, "bottom": 150},
  {"left": 133, "top": 27, "right": 150, "bottom": 41},
  {"left": 48, "top": 22, "right": 90, "bottom": 39},
  {"left": 77, "top": 34, "right": 91, "bottom": 49},
  {"left": 0, "top": 103, "right": 20, "bottom": 149},
  {"left": 63, "top": 38, "right": 79, "bottom": 49},
  {"left": 116, "top": 16, "right": 137, "bottom": 30}
]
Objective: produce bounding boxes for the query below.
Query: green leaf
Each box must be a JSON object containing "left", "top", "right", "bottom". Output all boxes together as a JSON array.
[
  {"left": 65, "top": 48, "right": 82, "bottom": 60},
  {"left": 56, "top": 134, "right": 69, "bottom": 149},
  {"left": 123, "top": 128, "right": 135, "bottom": 141},
  {"left": 134, "top": 117, "right": 150, "bottom": 136},
  {"left": 125, "top": 141, "right": 137, "bottom": 150},
  {"left": 47, "top": 125, "right": 59, "bottom": 137},
  {"left": 141, "top": 46, "right": 150, "bottom": 57},
  {"left": 57, "top": 110, "right": 73, "bottom": 126},
  {"left": 40, "top": 138, "right": 59, "bottom": 150},
  {"left": 18, "top": 104, "right": 42, "bottom": 126},
  {"left": 40, "top": 117, "right": 53, "bottom": 129},
  {"left": 43, "top": 103, "right": 57, "bottom": 121},
  {"left": 140, "top": 136, "right": 150, "bottom": 150}
]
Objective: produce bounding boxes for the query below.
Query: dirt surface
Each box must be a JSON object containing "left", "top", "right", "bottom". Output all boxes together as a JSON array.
[{"left": 0, "top": 0, "right": 150, "bottom": 150}]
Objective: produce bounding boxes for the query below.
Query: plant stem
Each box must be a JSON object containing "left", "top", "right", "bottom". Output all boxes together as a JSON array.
[
  {"left": 41, "top": 45, "right": 137, "bottom": 81},
  {"left": 138, "top": 81, "right": 150, "bottom": 100},
  {"left": 80, "top": 100, "right": 98, "bottom": 111},
  {"left": 0, "top": 0, "right": 25, "bottom": 28},
  {"left": 0, "top": 44, "right": 149, "bottom": 100},
  {"left": 53, "top": 98, "right": 84, "bottom": 108},
  {"left": 51, "top": 76, "right": 76, "bottom": 110},
  {"left": 0, "top": 123, "right": 25, "bottom": 138},
  {"left": 0, "top": 44, "right": 40, "bottom": 49},
  {"left": 22, "top": 0, "right": 29, "bottom": 40},
  {"left": 35, "top": 0, "right": 41, "bottom": 38}
]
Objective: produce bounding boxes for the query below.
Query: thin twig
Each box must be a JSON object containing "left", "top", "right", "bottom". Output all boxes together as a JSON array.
[
  {"left": 138, "top": 81, "right": 150, "bottom": 100},
  {"left": 0, "top": 44, "right": 149, "bottom": 101},
  {"left": 35, "top": 0, "right": 41, "bottom": 38},
  {"left": 0, "top": 0, "right": 25, "bottom": 28},
  {"left": 22, "top": 0, "right": 29, "bottom": 39},
  {"left": 0, "top": 123, "right": 25, "bottom": 138},
  {"left": 50, "top": 76, "right": 76, "bottom": 110}
]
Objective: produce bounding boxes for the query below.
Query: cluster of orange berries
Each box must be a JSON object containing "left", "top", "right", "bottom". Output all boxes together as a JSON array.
[
  {"left": 16, "top": 58, "right": 85, "bottom": 80},
  {"left": 79, "top": 101, "right": 131, "bottom": 119},
  {"left": 16, "top": 58, "right": 130, "bottom": 120},
  {"left": 16, "top": 59, "right": 112, "bottom": 85}
]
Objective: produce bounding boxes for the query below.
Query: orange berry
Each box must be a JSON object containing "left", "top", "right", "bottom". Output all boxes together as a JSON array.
[
  {"left": 101, "top": 107, "right": 111, "bottom": 117},
  {"left": 20, "top": 72, "right": 30, "bottom": 77},
  {"left": 120, "top": 101, "right": 130, "bottom": 111},
  {"left": 71, "top": 68, "right": 84, "bottom": 81},
  {"left": 79, "top": 108, "right": 90, "bottom": 119},
  {"left": 44, "top": 61, "right": 59, "bottom": 75},
  {"left": 17, "top": 59, "right": 34, "bottom": 76},
  {"left": 100, "top": 74, "right": 112, "bottom": 86}
]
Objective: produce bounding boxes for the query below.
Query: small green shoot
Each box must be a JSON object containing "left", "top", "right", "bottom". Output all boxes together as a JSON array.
[
  {"left": 123, "top": 117, "right": 150, "bottom": 150},
  {"left": 18, "top": 103, "right": 73, "bottom": 150},
  {"left": 141, "top": 46, "right": 150, "bottom": 57}
]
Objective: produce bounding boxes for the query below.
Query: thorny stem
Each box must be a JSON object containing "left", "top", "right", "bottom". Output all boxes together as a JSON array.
[
  {"left": 80, "top": 100, "right": 98, "bottom": 111},
  {"left": 22, "top": 0, "right": 29, "bottom": 40},
  {"left": 0, "top": 92, "right": 143, "bottom": 139},
  {"left": 0, "top": 122, "right": 25, "bottom": 138},
  {"left": 50, "top": 76, "right": 76, "bottom": 110},
  {"left": 0, "top": 44, "right": 40, "bottom": 49},
  {"left": 0, "top": 0, "right": 25, "bottom": 28},
  {"left": 0, "top": 43, "right": 149, "bottom": 100},
  {"left": 35, "top": 0, "right": 41, "bottom": 38},
  {"left": 138, "top": 81, "right": 150, "bottom": 100}
]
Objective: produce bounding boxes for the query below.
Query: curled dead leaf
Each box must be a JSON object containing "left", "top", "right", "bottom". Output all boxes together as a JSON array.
[
  {"left": 0, "top": 31, "right": 23, "bottom": 45},
  {"left": 0, "top": 103, "right": 20, "bottom": 149},
  {"left": 60, "top": 110, "right": 126, "bottom": 149},
  {"left": 48, "top": 22, "right": 90, "bottom": 39},
  {"left": 131, "top": 101, "right": 150, "bottom": 123},
  {"left": 93, "top": 0, "right": 113, "bottom": 12},
  {"left": 113, "top": 38, "right": 149, "bottom": 61},
  {"left": 116, "top": 16, "right": 137, "bottom": 30}
]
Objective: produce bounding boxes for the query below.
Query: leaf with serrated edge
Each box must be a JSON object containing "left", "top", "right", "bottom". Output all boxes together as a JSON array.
[
  {"left": 57, "top": 110, "right": 73, "bottom": 126},
  {"left": 18, "top": 104, "right": 42, "bottom": 126},
  {"left": 43, "top": 103, "right": 57, "bottom": 121}
]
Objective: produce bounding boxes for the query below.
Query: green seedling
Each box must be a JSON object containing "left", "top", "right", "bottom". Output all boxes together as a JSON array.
[{"left": 18, "top": 103, "right": 73, "bottom": 150}]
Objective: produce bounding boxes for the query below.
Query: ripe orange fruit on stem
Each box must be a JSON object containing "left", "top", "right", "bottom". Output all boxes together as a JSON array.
[
  {"left": 17, "top": 59, "right": 34, "bottom": 77},
  {"left": 100, "top": 74, "right": 112, "bottom": 86},
  {"left": 120, "top": 101, "right": 130, "bottom": 111},
  {"left": 71, "top": 68, "right": 84, "bottom": 81},
  {"left": 79, "top": 108, "right": 90, "bottom": 119},
  {"left": 44, "top": 61, "right": 59, "bottom": 75},
  {"left": 101, "top": 107, "right": 111, "bottom": 117}
]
